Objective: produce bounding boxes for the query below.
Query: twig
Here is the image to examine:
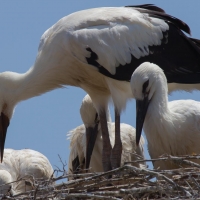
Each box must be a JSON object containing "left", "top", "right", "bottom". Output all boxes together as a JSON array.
[
  {"left": 56, "top": 193, "right": 121, "bottom": 200},
  {"left": 125, "top": 154, "right": 200, "bottom": 166},
  {"left": 4, "top": 155, "right": 200, "bottom": 199}
]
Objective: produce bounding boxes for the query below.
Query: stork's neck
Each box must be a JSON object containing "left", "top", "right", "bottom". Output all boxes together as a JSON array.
[
  {"left": 21, "top": 69, "right": 63, "bottom": 101},
  {"left": 143, "top": 83, "right": 175, "bottom": 154},
  {"left": 142, "top": 78, "right": 184, "bottom": 160},
  {"left": 144, "top": 80, "right": 170, "bottom": 131},
  {"left": 3, "top": 61, "right": 66, "bottom": 105}
]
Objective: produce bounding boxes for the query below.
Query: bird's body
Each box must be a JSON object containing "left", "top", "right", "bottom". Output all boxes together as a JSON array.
[
  {"left": 2, "top": 4, "right": 200, "bottom": 119},
  {"left": 68, "top": 122, "right": 145, "bottom": 175},
  {"left": 1, "top": 4, "right": 200, "bottom": 171},
  {"left": 0, "top": 149, "right": 54, "bottom": 195},
  {"left": 68, "top": 95, "right": 145, "bottom": 178},
  {"left": 24, "top": 5, "right": 200, "bottom": 111},
  {"left": 146, "top": 99, "right": 200, "bottom": 170},
  {"left": 131, "top": 62, "right": 200, "bottom": 170}
]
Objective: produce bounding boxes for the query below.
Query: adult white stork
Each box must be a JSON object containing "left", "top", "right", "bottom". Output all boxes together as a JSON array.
[
  {"left": 131, "top": 62, "right": 200, "bottom": 170},
  {"left": 0, "top": 149, "right": 54, "bottom": 195},
  {"left": 67, "top": 94, "right": 146, "bottom": 179},
  {"left": 0, "top": 4, "right": 200, "bottom": 172}
]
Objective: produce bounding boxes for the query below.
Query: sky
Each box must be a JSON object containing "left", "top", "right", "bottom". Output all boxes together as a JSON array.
[{"left": 0, "top": 1, "right": 200, "bottom": 181}]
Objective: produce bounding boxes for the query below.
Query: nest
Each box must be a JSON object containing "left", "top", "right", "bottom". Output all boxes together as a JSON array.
[{"left": 2, "top": 155, "right": 200, "bottom": 199}]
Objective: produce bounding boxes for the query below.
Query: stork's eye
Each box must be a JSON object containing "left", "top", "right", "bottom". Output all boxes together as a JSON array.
[{"left": 142, "top": 80, "right": 149, "bottom": 93}]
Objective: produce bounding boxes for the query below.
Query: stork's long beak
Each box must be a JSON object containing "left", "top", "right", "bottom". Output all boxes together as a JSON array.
[
  {"left": 85, "top": 123, "right": 99, "bottom": 171},
  {"left": 136, "top": 96, "right": 150, "bottom": 146},
  {"left": 0, "top": 113, "right": 9, "bottom": 162}
]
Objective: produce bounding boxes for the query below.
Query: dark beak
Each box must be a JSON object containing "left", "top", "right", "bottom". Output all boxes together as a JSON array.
[
  {"left": 136, "top": 96, "right": 150, "bottom": 146},
  {"left": 0, "top": 113, "right": 9, "bottom": 162},
  {"left": 85, "top": 123, "right": 99, "bottom": 171}
]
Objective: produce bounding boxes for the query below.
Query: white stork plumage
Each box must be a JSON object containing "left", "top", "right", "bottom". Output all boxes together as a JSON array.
[
  {"left": 0, "top": 4, "right": 200, "bottom": 172},
  {"left": 0, "top": 149, "right": 54, "bottom": 195},
  {"left": 0, "top": 170, "right": 12, "bottom": 195},
  {"left": 67, "top": 95, "right": 146, "bottom": 179},
  {"left": 131, "top": 62, "right": 200, "bottom": 170}
]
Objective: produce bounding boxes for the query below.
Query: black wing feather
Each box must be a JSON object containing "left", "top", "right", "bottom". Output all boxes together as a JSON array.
[
  {"left": 86, "top": 4, "right": 200, "bottom": 84},
  {"left": 125, "top": 4, "right": 165, "bottom": 13},
  {"left": 127, "top": 4, "right": 190, "bottom": 35}
]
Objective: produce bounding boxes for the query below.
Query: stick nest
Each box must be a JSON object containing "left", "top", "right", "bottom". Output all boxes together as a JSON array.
[{"left": 2, "top": 155, "right": 200, "bottom": 199}]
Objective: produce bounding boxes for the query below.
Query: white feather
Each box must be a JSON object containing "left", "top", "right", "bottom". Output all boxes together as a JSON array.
[
  {"left": 67, "top": 95, "right": 146, "bottom": 179},
  {"left": 131, "top": 62, "right": 200, "bottom": 170},
  {"left": 0, "top": 149, "right": 54, "bottom": 195},
  {"left": 66, "top": 7, "right": 168, "bottom": 74}
]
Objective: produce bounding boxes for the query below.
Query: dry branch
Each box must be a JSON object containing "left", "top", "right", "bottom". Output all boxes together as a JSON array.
[{"left": 2, "top": 154, "right": 200, "bottom": 199}]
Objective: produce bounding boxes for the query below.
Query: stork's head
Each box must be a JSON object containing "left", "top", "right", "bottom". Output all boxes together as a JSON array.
[
  {"left": 80, "top": 94, "right": 99, "bottom": 129},
  {"left": 80, "top": 94, "right": 100, "bottom": 170},
  {"left": 0, "top": 72, "right": 19, "bottom": 162},
  {"left": 131, "top": 62, "right": 167, "bottom": 145}
]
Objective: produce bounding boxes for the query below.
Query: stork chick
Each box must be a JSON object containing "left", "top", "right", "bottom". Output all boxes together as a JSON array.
[
  {"left": 131, "top": 62, "right": 200, "bottom": 170},
  {"left": 0, "top": 149, "right": 54, "bottom": 195},
  {"left": 68, "top": 94, "right": 146, "bottom": 178}
]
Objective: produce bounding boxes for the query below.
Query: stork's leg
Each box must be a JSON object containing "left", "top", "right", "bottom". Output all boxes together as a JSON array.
[
  {"left": 99, "top": 109, "right": 112, "bottom": 174},
  {"left": 110, "top": 108, "right": 122, "bottom": 169}
]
